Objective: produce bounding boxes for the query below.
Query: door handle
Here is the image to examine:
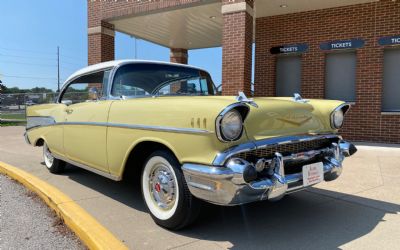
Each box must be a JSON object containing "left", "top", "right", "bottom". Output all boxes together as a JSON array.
[{"left": 65, "top": 108, "right": 73, "bottom": 114}]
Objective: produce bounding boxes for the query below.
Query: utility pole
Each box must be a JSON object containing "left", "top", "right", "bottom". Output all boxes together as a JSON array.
[
  {"left": 57, "top": 46, "right": 60, "bottom": 92},
  {"left": 130, "top": 36, "right": 138, "bottom": 59},
  {"left": 135, "top": 37, "right": 137, "bottom": 59}
]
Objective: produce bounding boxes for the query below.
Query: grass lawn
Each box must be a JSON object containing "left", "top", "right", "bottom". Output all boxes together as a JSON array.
[
  {"left": 0, "top": 113, "right": 26, "bottom": 120},
  {"left": 0, "top": 121, "right": 26, "bottom": 127}
]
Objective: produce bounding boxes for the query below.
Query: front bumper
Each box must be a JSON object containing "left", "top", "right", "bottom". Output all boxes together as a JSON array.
[
  {"left": 24, "top": 132, "right": 31, "bottom": 145},
  {"left": 182, "top": 135, "right": 357, "bottom": 205}
]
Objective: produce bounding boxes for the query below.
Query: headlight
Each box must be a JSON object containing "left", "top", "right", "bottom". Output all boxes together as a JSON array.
[
  {"left": 332, "top": 109, "right": 344, "bottom": 128},
  {"left": 330, "top": 104, "right": 350, "bottom": 129},
  {"left": 218, "top": 109, "right": 243, "bottom": 141}
]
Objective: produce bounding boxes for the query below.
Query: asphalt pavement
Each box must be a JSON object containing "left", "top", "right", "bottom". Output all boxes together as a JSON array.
[
  {"left": 0, "top": 174, "right": 84, "bottom": 250},
  {"left": 0, "top": 126, "right": 400, "bottom": 249}
]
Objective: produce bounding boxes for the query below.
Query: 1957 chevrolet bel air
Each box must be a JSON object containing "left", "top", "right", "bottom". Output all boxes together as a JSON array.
[{"left": 25, "top": 60, "right": 357, "bottom": 229}]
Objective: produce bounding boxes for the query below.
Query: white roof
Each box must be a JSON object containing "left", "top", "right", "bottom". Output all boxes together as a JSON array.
[{"left": 63, "top": 59, "right": 206, "bottom": 85}]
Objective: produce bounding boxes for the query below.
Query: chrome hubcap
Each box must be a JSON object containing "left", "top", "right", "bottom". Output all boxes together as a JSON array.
[
  {"left": 148, "top": 164, "right": 176, "bottom": 210},
  {"left": 43, "top": 144, "right": 54, "bottom": 167}
]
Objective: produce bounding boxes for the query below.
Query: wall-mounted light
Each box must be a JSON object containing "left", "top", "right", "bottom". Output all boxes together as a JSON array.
[
  {"left": 209, "top": 16, "right": 216, "bottom": 19},
  {"left": 280, "top": 4, "right": 288, "bottom": 8}
]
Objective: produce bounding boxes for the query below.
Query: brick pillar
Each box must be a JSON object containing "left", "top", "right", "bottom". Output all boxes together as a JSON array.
[
  {"left": 170, "top": 48, "right": 188, "bottom": 64},
  {"left": 88, "top": 1, "right": 115, "bottom": 65},
  {"left": 221, "top": 0, "right": 254, "bottom": 96}
]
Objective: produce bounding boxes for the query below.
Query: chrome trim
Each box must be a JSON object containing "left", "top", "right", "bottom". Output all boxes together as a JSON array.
[
  {"left": 266, "top": 153, "right": 288, "bottom": 200},
  {"left": 236, "top": 91, "right": 258, "bottom": 108},
  {"left": 182, "top": 140, "right": 356, "bottom": 206},
  {"left": 213, "top": 134, "right": 341, "bottom": 166},
  {"left": 24, "top": 132, "right": 31, "bottom": 145},
  {"left": 215, "top": 102, "right": 249, "bottom": 142},
  {"left": 330, "top": 103, "right": 351, "bottom": 129},
  {"left": 52, "top": 152, "right": 121, "bottom": 181},
  {"left": 26, "top": 116, "right": 56, "bottom": 130},
  {"left": 25, "top": 120, "right": 212, "bottom": 134},
  {"left": 293, "top": 93, "right": 309, "bottom": 103}
]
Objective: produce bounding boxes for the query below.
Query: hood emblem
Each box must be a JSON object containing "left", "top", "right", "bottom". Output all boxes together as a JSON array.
[
  {"left": 236, "top": 92, "right": 258, "bottom": 108},
  {"left": 277, "top": 114, "right": 312, "bottom": 126},
  {"left": 293, "top": 93, "right": 309, "bottom": 103}
]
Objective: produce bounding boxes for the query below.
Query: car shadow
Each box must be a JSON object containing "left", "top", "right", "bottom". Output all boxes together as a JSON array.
[
  {"left": 62, "top": 164, "right": 399, "bottom": 250},
  {"left": 62, "top": 163, "right": 147, "bottom": 212},
  {"left": 181, "top": 190, "right": 400, "bottom": 249}
]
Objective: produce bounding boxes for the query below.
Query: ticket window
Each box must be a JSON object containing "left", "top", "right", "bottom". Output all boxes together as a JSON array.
[
  {"left": 325, "top": 52, "right": 356, "bottom": 102},
  {"left": 276, "top": 55, "right": 302, "bottom": 96},
  {"left": 382, "top": 49, "right": 400, "bottom": 112}
]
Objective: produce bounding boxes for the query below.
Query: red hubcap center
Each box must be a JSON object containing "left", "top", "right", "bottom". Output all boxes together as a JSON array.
[{"left": 155, "top": 183, "right": 161, "bottom": 192}]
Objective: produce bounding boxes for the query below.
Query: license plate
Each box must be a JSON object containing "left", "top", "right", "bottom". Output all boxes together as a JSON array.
[{"left": 302, "top": 162, "right": 324, "bottom": 187}]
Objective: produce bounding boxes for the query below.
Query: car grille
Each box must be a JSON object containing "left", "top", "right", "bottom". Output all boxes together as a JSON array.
[{"left": 233, "top": 138, "right": 334, "bottom": 162}]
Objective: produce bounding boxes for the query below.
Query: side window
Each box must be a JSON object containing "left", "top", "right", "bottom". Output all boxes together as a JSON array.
[
  {"left": 111, "top": 64, "right": 152, "bottom": 97},
  {"left": 60, "top": 70, "right": 110, "bottom": 104},
  {"left": 62, "top": 83, "right": 90, "bottom": 104},
  {"left": 155, "top": 77, "right": 209, "bottom": 96}
]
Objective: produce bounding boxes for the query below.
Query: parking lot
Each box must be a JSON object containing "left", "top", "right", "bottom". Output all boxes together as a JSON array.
[{"left": 1, "top": 126, "right": 399, "bottom": 250}]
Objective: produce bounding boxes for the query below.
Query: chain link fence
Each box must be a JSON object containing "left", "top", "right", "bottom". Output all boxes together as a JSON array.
[{"left": 0, "top": 93, "right": 57, "bottom": 123}]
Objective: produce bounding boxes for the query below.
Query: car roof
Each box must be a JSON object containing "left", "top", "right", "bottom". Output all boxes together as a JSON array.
[{"left": 63, "top": 59, "right": 207, "bottom": 85}]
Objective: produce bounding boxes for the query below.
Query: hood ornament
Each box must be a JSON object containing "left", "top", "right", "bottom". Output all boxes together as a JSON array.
[
  {"left": 293, "top": 93, "right": 309, "bottom": 103},
  {"left": 236, "top": 91, "right": 258, "bottom": 108}
]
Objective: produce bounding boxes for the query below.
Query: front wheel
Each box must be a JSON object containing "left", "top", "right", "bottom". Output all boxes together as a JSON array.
[
  {"left": 43, "top": 142, "right": 65, "bottom": 174},
  {"left": 141, "top": 150, "right": 201, "bottom": 230}
]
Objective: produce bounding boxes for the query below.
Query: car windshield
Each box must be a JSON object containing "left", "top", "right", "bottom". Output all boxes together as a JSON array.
[{"left": 111, "top": 63, "right": 216, "bottom": 97}]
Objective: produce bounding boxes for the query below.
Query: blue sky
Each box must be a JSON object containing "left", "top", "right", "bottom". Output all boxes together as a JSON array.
[{"left": 0, "top": 0, "right": 223, "bottom": 91}]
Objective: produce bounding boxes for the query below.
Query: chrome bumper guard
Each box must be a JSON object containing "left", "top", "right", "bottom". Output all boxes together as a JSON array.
[
  {"left": 24, "top": 132, "right": 31, "bottom": 145},
  {"left": 182, "top": 137, "right": 357, "bottom": 206}
]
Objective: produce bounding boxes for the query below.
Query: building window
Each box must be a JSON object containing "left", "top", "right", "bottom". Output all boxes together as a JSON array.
[
  {"left": 276, "top": 55, "right": 302, "bottom": 96},
  {"left": 382, "top": 49, "right": 400, "bottom": 112},
  {"left": 325, "top": 52, "right": 356, "bottom": 102}
]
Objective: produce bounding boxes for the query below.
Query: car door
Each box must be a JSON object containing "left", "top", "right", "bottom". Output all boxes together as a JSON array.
[{"left": 59, "top": 69, "right": 112, "bottom": 172}]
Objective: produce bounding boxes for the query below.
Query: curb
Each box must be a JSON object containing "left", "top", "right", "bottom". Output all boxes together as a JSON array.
[{"left": 0, "top": 161, "right": 128, "bottom": 250}]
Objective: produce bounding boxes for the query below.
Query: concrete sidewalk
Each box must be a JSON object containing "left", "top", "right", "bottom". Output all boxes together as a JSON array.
[{"left": 0, "top": 126, "right": 399, "bottom": 249}]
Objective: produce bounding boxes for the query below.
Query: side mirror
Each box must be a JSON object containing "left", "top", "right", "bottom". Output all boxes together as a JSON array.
[
  {"left": 61, "top": 100, "right": 72, "bottom": 106},
  {"left": 89, "top": 87, "right": 99, "bottom": 101}
]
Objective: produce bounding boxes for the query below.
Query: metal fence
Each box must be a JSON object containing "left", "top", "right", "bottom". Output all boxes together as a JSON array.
[{"left": 0, "top": 93, "right": 57, "bottom": 122}]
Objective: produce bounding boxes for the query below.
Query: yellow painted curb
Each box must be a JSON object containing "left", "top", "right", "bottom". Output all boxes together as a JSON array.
[{"left": 0, "top": 161, "right": 128, "bottom": 250}]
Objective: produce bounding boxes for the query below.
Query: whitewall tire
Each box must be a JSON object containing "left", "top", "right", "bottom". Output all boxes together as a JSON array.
[
  {"left": 43, "top": 142, "right": 65, "bottom": 174},
  {"left": 141, "top": 150, "right": 201, "bottom": 230}
]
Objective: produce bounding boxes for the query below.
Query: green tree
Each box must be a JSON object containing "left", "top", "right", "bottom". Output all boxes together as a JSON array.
[{"left": 0, "top": 83, "right": 6, "bottom": 93}]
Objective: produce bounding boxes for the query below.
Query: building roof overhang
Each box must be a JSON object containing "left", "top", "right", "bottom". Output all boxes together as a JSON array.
[{"left": 105, "top": 0, "right": 377, "bottom": 49}]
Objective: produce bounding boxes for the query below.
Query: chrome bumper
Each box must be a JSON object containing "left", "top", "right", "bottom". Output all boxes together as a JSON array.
[
  {"left": 182, "top": 137, "right": 357, "bottom": 206},
  {"left": 24, "top": 132, "right": 31, "bottom": 145}
]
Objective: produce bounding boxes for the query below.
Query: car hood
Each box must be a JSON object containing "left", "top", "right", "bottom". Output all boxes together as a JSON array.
[
  {"left": 243, "top": 97, "right": 344, "bottom": 140},
  {"left": 120, "top": 95, "right": 344, "bottom": 141}
]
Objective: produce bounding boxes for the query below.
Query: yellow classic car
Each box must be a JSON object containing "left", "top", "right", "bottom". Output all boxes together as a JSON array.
[{"left": 25, "top": 60, "right": 357, "bottom": 229}]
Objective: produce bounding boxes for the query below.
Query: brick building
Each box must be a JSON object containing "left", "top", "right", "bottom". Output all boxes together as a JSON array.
[{"left": 88, "top": 0, "right": 400, "bottom": 143}]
